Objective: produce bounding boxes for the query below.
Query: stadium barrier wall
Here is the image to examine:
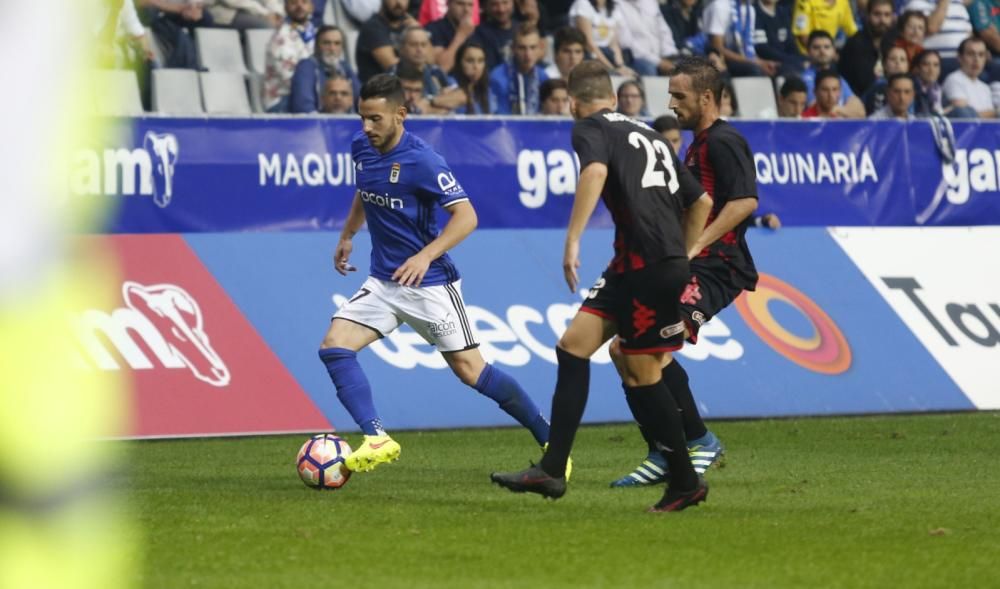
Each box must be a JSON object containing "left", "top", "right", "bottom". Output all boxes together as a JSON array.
[
  {"left": 74, "top": 228, "right": 998, "bottom": 438},
  {"left": 85, "top": 117, "right": 1000, "bottom": 233}
]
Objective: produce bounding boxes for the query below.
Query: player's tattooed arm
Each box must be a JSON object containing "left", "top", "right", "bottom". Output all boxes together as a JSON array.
[
  {"left": 335, "top": 191, "right": 367, "bottom": 275},
  {"left": 392, "top": 200, "right": 478, "bottom": 287},
  {"left": 563, "top": 162, "right": 608, "bottom": 293},
  {"left": 683, "top": 194, "right": 713, "bottom": 259}
]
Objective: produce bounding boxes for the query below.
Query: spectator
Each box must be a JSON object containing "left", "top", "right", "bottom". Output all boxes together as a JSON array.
[
  {"left": 397, "top": 59, "right": 437, "bottom": 112},
  {"left": 428, "top": 0, "right": 478, "bottom": 72},
  {"left": 800, "top": 30, "right": 865, "bottom": 116},
  {"left": 96, "top": 0, "right": 157, "bottom": 109},
  {"left": 545, "top": 27, "right": 587, "bottom": 80},
  {"left": 418, "top": 0, "right": 479, "bottom": 26},
  {"left": 290, "top": 25, "right": 360, "bottom": 113},
  {"left": 700, "top": 0, "right": 780, "bottom": 76},
  {"left": 903, "top": 0, "right": 973, "bottom": 64},
  {"left": 342, "top": 0, "right": 382, "bottom": 24},
  {"left": 721, "top": 79, "right": 739, "bottom": 116},
  {"left": 778, "top": 76, "right": 809, "bottom": 116},
  {"left": 489, "top": 23, "right": 549, "bottom": 113},
  {"left": 263, "top": 0, "right": 317, "bottom": 112},
  {"left": 943, "top": 37, "right": 996, "bottom": 117},
  {"left": 570, "top": 0, "right": 636, "bottom": 76},
  {"left": 540, "top": 78, "right": 571, "bottom": 114},
  {"left": 140, "top": 1, "right": 214, "bottom": 70},
  {"left": 652, "top": 114, "right": 683, "bottom": 153},
  {"left": 791, "top": 0, "right": 857, "bottom": 54},
  {"left": 869, "top": 72, "right": 916, "bottom": 118},
  {"left": 894, "top": 10, "right": 928, "bottom": 64},
  {"left": 840, "top": 0, "right": 896, "bottom": 96},
  {"left": 753, "top": 0, "right": 807, "bottom": 75},
  {"left": 205, "top": 0, "right": 284, "bottom": 29},
  {"left": 474, "top": 0, "right": 520, "bottom": 68},
  {"left": 862, "top": 45, "right": 910, "bottom": 114},
  {"left": 452, "top": 40, "right": 496, "bottom": 113},
  {"left": 663, "top": 0, "right": 702, "bottom": 53},
  {"left": 320, "top": 74, "right": 356, "bottom": 113},
  {"left": 802, "top": 69, "right": 856, "bottom": 117},
  {"left": 616, "top": 79, "right": 648, "bottom": 117},
  {"left": 913, "top": 48, "right": 945, "bottom": 114},
  {"left": 394, "top": 26, "right": 456, "bottom": 96},
  {"left": 967, "top": 0, "right": 1000, "bottom": 83},
  {"left": 356, "top": 0, "right": 418, "bottom": 83},
  {"left": 617, "top": 0, "right": 680, "bottom": 75}
]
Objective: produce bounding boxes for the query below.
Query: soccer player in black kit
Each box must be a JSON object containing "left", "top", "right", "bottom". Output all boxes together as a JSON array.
[
  {"left": 491, "top": 61, "right": 715, "bottom": 512},
  {"left": 610, "top": 56, "right": 761, "bottom": 488}
]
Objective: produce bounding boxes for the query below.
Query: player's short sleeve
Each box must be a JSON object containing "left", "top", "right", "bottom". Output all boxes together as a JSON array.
[
  {"left": 674, "top": 155, "right": 706, "bottom": 208},
  {"left": 571, "top": 117, "right": 609, "bottom": 169},
  {"left": 707, "top": 132, "right": 757, "bottom": 203},
  {"left": 419, "top": 151, "right": 470, "bottom": 207}
]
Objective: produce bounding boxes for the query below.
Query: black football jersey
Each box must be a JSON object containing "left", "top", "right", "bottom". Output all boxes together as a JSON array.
[
  {"left": 572, "top": 109, "right": 705, "bottom": 273},
  {"left": 684, "top": 119, "right": 759, "bottom": 291}
]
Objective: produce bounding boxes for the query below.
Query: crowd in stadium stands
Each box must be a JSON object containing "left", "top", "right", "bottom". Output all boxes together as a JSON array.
[{"left": 98, "top": 0, "right": 1000, "bottom": 119}]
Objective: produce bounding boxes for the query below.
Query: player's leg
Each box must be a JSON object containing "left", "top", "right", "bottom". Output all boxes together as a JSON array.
[
  {"left": 318, "top": 279, "right": 403, "bottom": 472},
  {"left": 442, "top": 348, "right": 551, "bottom": 446}
]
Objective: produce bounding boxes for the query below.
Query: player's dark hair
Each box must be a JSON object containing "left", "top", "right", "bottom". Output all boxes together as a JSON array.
[
  {"left": 567, "top": 60, "right": 614, "bottom": 103},
  {"left": 780, "top": 76, "right": 808, "bottom": 97},
  {"left": 867, "top": 0, "right": 893, "bottom": 14},
  {"left": 814, "top": 69, "right": 841, "bottom": 90},
  {"left": 958, "top": 36, "right": 986, "bottom": 56},
  {"left": 652, "top": 115, "right": 680, "bottom": 133},
  {"left": 540, "top": 78, "right": 568, "bottom": 103},
  {"left": 553, "top": 26, "right": 587, "bottom": 53},
  {"left": 452, "top": 40, "right": 491, "bottom": 113},
  {"left": 807, "top": 29, "right": 834, "bottom": 49},
  {"left": 886, "top": 72, "right": 914, "bottom": 89},
  {"left": 361, "top": 73, "right": 405, "bottom": 106},
  {"left": 669, "top": 56, "right": 724, "bottom": 105}
]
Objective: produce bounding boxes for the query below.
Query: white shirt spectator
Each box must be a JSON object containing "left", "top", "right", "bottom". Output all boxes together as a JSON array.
[
  {"left": 902, "top": 0, "right": 973, "bottom": 59},
  {"left": 570, "top": 0, "right": 624, "bottom": 49},
  {"left": 206, "top": 0, "right": 285, "bottom": 26},
  {"left": 93, "top": 0, "right": 145, "bottom": 39},
  {"left": 616, "top": 0, "right": 678, "bottom": 63},
  {"left": 701, "top": 0, "right": 756, "bottom": 55},
  {"left": 943, "top": 68, "right": 994, "bottom": 112},
  {"left": 342, "top": 0, "right": 382, "bottom": 24}
]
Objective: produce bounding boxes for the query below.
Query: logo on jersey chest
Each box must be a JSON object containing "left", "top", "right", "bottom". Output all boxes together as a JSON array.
[{"left": 390, "top": 162, "right": 401, "bottom": 183}]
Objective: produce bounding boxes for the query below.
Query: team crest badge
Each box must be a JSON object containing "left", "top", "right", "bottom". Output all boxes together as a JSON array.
[{"left": 390, "top": 163, "right": 401, "bottom": 183}]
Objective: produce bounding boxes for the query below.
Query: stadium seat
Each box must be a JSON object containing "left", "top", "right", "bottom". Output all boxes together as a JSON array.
[
  {"left": 152, "top": 68, "right": 204, "bottom": 114},
  {"left": 345, "top": 28, "right": 360, "bottom": 74},
  {"left": 195, "top": 28, "right": 247, "bottom": 73},
  {"left": 731, "top": 77, "right": 778, "bottom": 119},
  {"left": 93, "top": 69, "right": 145, "bottom": 116},
  {"left": 246, "top": 73, "right": 265, "bottom": 113},
  {"left": 642, "top": 76, "right": 673, "bottom": 118},
  {"left": 610, "top": 75, "right": 628, "bottom": 93},
  {"left": 244, "top": 29, "right": 273, "bottom": 75},
  {"left": 200, "top": 72, "right": 252, "bottom": 115},
  {"left": 146, "top": 27, "right": 167, "bottom": 66},
  {"left": 323, "top": 0, "right": 336, "bottom": 24}
]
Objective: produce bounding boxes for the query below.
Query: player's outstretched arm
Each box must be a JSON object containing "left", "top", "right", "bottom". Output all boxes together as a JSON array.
[
  {"left": 334, "top": 191, "right": 367, "bottom": 275},
  {"left": 563, "top": 162, "right": 608, "bottom": 293},
  {"left": 684, "top": 193, "right": 713, "bottom": 259},
  {"left": 392, "top": 200, "right": 478, "bottom": 287},
  {"left": 688, "top": 197, "right": 758, "bottom": 256}
]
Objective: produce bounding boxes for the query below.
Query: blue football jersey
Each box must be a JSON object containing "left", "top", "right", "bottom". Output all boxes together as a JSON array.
[{"left": 351, "top": 130, "right": 470, "bottom": 286}]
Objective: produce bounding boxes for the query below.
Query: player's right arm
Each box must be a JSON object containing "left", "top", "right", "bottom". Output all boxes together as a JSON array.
[
  {"left": 564, "top": 162, "right": 608, "bottom": 293},
  {"left": 334, "top": 190, "right": 367, "bottom": 275}
]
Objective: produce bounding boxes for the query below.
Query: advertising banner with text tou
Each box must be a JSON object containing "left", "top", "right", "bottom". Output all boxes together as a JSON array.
[
  {"left": 84, "top": 118, "right": 1000, "bottom": 234},
  {"left": 69, "top": 228, "right": 986, "bottom": 438}
]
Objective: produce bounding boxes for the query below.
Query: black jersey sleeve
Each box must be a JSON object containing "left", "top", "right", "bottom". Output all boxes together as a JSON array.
[
  {"left": 571, "top": 117, "right": 609, "bottom": 168},
  {"left": 707, "top": 132, "right": 758, "bottom": 203},
  {"left": 674, "top": 150, "right": 705, "bottom": 208}
]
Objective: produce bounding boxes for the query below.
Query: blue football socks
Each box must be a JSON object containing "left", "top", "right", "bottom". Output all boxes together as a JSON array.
[
  {"left": 319, "top": 347, "right": 384, "bottom": 435},
  {"left": 474, "top": 363, "right": 550, "bottom": 445}
]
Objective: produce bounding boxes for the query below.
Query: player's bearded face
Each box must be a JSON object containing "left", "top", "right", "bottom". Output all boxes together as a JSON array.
[
  {"left": 360, "top": 98, "right": 405, "bottom": 151},
  {"left": 668, "top": 75, "right": 702, "bottom": 130}
]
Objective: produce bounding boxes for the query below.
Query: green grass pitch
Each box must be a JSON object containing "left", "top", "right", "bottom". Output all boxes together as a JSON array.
[{"left": 126, "top": 412, "right": 1000, "bottom": 588}]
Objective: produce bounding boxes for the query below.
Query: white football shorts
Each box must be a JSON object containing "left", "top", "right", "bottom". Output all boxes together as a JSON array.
[{"left": 334, "top": 277, "right": 479, "bottom": 352}]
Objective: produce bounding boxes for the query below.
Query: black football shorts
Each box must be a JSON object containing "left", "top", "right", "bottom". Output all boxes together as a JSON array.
[{"left": 678, "top": 262, "right": 744, "bottom": 344}]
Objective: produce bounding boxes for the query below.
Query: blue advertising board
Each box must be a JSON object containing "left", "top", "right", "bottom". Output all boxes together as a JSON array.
[
  {"left": 86, "top": 117, "right": 1000, "bottom": 233},
  {"left": 184, "top": 227, "right": 972, "bottom": 432}
]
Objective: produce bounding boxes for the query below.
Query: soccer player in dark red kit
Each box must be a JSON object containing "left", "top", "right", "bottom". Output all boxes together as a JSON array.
[
  {"left": 490, "top": 60, "right": 715, "bottom": 512},
  {"left": 611, "top": 56, "right": 760, "bottom": 488}
]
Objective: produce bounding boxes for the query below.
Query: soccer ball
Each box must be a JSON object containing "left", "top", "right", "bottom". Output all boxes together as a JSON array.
[{"left": 296, "top": 434, "right": 352, "bottom": 489}]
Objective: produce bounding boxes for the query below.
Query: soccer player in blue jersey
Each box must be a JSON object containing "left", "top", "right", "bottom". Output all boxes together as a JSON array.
[{"left": 318, "top": 73, "right": 552, "bottom": 474}]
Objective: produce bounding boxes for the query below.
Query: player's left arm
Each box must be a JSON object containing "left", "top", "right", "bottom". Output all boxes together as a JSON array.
[{"left": 392, "top": 200, "right": 478, "bottom": 287}]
